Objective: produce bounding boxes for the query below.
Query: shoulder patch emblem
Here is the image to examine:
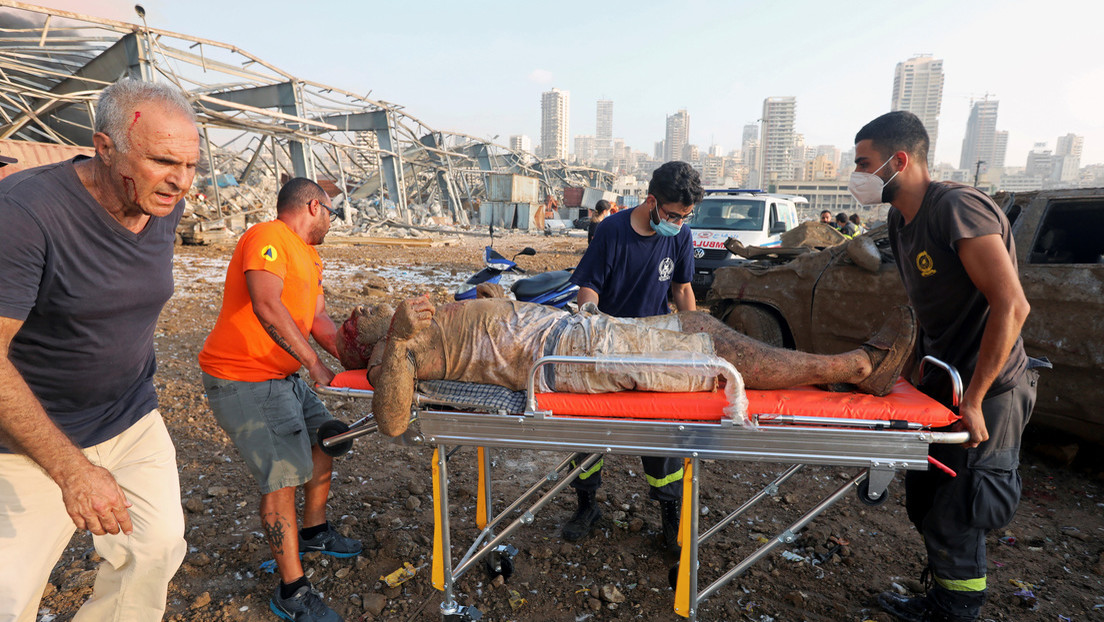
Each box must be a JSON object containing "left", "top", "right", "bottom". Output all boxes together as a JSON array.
[
  {"left": 261, "top": 245, "right": 278, "bottom": 262},
  {"left": 915, "top": 250, "right": 936, "bottom": 277}
]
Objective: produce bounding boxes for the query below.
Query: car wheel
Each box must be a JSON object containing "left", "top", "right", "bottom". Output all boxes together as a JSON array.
[{"left": 724, "top": 304, "right": 784, "bottom": 348}]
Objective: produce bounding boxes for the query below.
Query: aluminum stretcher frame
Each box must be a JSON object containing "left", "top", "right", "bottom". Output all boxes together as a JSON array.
[{"left": 316, "top": 355, "right": 968, "bottom": 622}]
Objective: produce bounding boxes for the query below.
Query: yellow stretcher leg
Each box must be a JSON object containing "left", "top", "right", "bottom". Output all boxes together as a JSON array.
[
  {"left": 432, "top": 447, "right": 444, "bottom": 590},
  {"left": 477, "top": 447, "right": 488, "bottom": 530},
  {"left": 674, "top": 457, "right": 693, "bottom": 618}
]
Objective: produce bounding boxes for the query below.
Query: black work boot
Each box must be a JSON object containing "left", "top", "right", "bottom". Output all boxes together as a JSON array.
[
  {"left": 562, "top": 489, "right": 600, "bottom": 542},
  {"left": 659, "top": 499, "right": 681, "bottom": 556},
  {"left": 878, "top": 591, "right": 939, "bottom": 622}
]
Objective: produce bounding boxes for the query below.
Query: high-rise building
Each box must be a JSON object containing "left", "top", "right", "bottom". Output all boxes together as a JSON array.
[
  {"left": 574, "top": 135, "right": 596, "bottom": 163},
  {"left": 742, "top": 123, "right": 759, "bottom": 148},
  {"left": 702, "top": 155, "right": 725, "bottom": 186},
  {"left": 596, "top": 100, "right": 613, "bottom": 162},
  {"left": 1054, "top": 133, "right": 1084, "bottom": 183},
  {"left": 664, "top": 109, "right": 690, "bottom": 162},
  {"left": 1026, "top": 142, "right": 1053, "bottom": 179},
  {"left": 760, "top": 96, "right": 797, "bottom": 183},
  {"left": 891, "top": 55, "right": 944, "bottom": 167},
  {"left": 509, "top": 134, "right": 531, "bottom": 153},
  {"left": 959, "top": 96, "right": 1006, "bottom": 173},
  {"left": 540, "top": 88, "right": 570, "bottom": 160}
]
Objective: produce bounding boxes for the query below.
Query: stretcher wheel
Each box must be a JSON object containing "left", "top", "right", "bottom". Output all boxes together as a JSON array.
[
  {"left": 318, "top": 419, "right": 352, "bottom": 457},
  {"left": 856, "top": 479, "right": 889, "bottom": 507},
  {"left": 484, "top": 550, "right": 515, "bottom": 579}
]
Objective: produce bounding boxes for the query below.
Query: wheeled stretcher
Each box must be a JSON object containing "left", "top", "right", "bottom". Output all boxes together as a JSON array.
[{"left": 316, "top": 354, "right": 967, "bottom": 621}]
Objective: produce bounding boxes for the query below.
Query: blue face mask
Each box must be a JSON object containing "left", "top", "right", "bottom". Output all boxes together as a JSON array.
[{"left": 650, "top": 205, "right": 683, "bottom": 236}]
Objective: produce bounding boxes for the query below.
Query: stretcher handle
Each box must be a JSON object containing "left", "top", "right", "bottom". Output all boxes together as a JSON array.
[
  {"left": 524, "top": 354, "right": 743, "bottom": 415},
  {"left": 917, "top": 355, "right": 963, "bottom": 408}
]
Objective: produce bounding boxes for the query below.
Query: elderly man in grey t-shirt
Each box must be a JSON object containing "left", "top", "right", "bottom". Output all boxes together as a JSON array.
[{"left": 0, "top": 80, "right": 199, "bottom": 620}]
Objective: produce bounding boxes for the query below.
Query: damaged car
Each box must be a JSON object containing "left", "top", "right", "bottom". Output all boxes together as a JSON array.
[{"left": 708, "top": 188, "right": 1104, "bottom": 444}]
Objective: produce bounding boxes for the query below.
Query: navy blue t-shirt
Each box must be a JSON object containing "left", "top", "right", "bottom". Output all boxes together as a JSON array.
[
  {"left": 569, "top": 208, "right": 693, "bottom": 318},
  {"left": 0, "top": 158, "right": 182, "bottom": 451}
]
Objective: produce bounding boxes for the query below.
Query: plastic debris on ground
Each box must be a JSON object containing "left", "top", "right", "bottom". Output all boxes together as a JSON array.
[
  {"left": 380, "top": 562, "right": 417, "bottom": 587},
  {"left": 507, "top": 588, "right": 527, "bottom": 610}
]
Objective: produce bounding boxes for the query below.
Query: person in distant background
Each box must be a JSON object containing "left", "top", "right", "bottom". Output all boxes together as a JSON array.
[
  {"left": 835, "top": 212, "right": 859, "bottom": 237},
  {"left": 587, "top": 199, "right": 612, "bottom": 244},
  {"left": 850, "top": 213, "right": 867, "bottom": 235}
]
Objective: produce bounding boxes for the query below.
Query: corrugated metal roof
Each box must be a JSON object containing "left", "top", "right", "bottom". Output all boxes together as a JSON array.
[{"left": 0, "top": 139, "right": 94, "bottom": 181}]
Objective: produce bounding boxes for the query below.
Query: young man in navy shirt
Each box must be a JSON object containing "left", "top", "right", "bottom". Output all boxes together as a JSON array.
[{"left": 565, "top": 161, "right": 701, "bottom": 553}]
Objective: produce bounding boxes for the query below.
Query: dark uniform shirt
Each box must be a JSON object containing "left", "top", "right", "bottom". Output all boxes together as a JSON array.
[{"left": 888, "top": 182, "right": 1027, "bottom": 401}]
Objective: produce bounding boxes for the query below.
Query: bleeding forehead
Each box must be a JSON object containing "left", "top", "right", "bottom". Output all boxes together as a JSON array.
[{"left": 128, "top": 104, "right": 198, "bottom": 145}]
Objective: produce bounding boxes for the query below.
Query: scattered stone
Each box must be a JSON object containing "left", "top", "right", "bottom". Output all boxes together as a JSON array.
[
  {"left": 71, "top": 570, "right": 97, "bottom": 590},
  {"left": 188, "top": 552, "right": 212, "bottom": 567},
  {"left": 530, "top": 546, "right": 553, "bottom": 560},
  {"left": 183, "top": 497, "right": 205, "bottom": 513},
  {"left": 207, "top": 486, "right": 229, "bottom": 497},
  {"left": 190, "top": 592, "right": 211, "bottom": 609},
  {"left": 587, "top": 597, "right": 602, "bottom": 611},
  {"left": 408, "top": 481, "right": 426, "bottom": 496},
  {"left": 490, "top": 574, "right": 505, "bottom": 589},
  {"left": 629, "top": 517, "right": 644, "bottom": 532},
  {"left": 335, "top": 567, "right": 351, "bottom": 579},
  {"left": 600, "top": 584, "right": 625, "bottom": 603},
  {"left": 595, "top": 490, "right": 608, "bottom": 503},
  {"left": 404, "top": 496, "right": 422, "bottom": 511},
  {"left": 785, "top": 591, "right": 804, "bottom": 607},
  {"left": 363, "top": 593, "right": 388, "bottom": 616}
]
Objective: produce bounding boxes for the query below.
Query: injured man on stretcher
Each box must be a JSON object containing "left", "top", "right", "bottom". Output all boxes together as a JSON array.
[{"left": 334, "top": 296, "right": 917, "bottom": 437}]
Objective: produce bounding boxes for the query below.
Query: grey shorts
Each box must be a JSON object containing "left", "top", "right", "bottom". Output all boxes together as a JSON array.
[{"left": 202, "top": 371, "right": 333, "bottom": 494}]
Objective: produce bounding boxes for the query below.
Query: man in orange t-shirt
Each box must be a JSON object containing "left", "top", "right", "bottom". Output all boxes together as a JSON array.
[{"left": 199, "top": 178, "right": 357, "bottom": 622}]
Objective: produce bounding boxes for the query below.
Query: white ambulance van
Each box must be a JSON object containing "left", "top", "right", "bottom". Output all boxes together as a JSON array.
[{"left": 689, "top": 189, "right": 800, "bottom": 296}]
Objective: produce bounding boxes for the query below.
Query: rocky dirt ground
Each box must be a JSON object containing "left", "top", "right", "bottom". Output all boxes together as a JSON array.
[{"left": 36, "top": 230, "right": 1104, "bottom": 622}]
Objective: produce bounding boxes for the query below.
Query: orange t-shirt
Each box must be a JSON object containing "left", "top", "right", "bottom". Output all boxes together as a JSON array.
[{"left": 198, "top": 220, "right": 324, "bottom": 382}]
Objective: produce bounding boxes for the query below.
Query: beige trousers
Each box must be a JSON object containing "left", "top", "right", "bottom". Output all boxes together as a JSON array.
[{"left": 0, "top": 410, "right": 186, "bottom": 622}]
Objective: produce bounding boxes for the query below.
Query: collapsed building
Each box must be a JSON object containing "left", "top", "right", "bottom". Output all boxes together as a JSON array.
[{"left": 0, "top": 1, "right": 614, "bottom": 241}]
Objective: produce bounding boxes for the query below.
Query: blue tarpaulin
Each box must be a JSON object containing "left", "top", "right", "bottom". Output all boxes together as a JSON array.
[{"left": 206, "top": 174, "right": 238, "bottom": 188}]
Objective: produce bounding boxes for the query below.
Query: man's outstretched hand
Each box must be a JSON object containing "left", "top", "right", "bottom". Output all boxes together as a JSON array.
[{"left": 391, "top": 295, "right": 435, "bottom": 341}]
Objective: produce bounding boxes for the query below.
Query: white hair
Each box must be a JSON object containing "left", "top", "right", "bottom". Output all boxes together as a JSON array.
[{"left": 94, "top": 79, "right": 196, "bottom": 152}]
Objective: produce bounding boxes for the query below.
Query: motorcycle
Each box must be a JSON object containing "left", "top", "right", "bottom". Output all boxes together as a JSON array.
[{"left": 454, "top": 245, "right": 579, "bottom": 309}]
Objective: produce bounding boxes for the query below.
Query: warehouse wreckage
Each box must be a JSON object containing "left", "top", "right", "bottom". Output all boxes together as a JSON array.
[{"left": 0, "top": 0, "right": 612, "bottom": 238}]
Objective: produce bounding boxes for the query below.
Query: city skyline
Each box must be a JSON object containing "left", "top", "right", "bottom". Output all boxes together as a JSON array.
[{"left": 9, "top": 0, "right": 1104, "bottom": 168}]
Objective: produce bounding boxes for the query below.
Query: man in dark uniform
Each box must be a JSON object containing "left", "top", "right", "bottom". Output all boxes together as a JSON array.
[
  {"left": 564, "top": 161, "right": 700, "bottom": 552},
  {"left": 851, "top": 111, "right": 1039, "bottom": 622}
]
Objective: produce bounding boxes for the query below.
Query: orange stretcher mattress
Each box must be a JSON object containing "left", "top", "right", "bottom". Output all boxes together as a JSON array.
[{"left": 328, "top": 371, "right": 958, "bottom": 428}]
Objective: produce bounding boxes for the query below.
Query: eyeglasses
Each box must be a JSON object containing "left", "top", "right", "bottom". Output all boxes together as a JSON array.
[
  {"left": 657, "top": 203, "right": 694, "bottom": 223},
  {"left": 314, "top": 199, "right": 342, "bottom": 221}
]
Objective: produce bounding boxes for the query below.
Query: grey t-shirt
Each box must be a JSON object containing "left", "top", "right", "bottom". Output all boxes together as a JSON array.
[
  {"left": 888, "top": 182, "right": 1027, "bottom": 402},
  {"left": 0, "top": 157, "right": 183, "bottom": 451}
]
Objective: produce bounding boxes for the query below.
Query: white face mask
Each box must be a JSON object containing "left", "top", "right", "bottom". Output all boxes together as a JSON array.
[{"left": 848, "top": 155, "right": 899, "bottom": 206}]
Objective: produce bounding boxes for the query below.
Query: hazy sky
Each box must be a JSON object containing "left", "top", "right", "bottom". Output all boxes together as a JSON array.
[{"left": 15, "top": 0, "right": 1104, "bottom": 167}]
